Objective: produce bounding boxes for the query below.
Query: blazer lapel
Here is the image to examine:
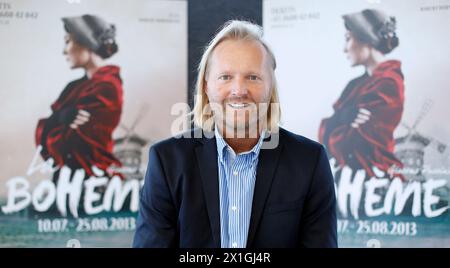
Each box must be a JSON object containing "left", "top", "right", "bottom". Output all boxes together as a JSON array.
[
  {"left": 195, "top": 134, "right": 221, "bottom": 247},
  {"left": 247, "top": 136, "right": 284, "bottom": 247}
]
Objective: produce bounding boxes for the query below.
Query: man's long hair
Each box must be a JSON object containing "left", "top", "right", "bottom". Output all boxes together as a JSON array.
[{"left": 192, "top": 20, "right": 281, "bottom": 132}]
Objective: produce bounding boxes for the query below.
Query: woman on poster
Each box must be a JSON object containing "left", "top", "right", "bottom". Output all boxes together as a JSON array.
[
  {"left": 35, "top": 14, "right": 123, "bottom": 179},
  {"left": 319, "top": 9, "right": 404, "bottom": 178}
]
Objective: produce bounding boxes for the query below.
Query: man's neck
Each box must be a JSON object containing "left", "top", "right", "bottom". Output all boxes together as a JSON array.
[{"left": 217, "top": 125, "right": 262, "bottom": 154}]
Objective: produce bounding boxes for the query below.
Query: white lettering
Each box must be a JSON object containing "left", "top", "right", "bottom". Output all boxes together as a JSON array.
[{"left": 32, "top": 179, "right": 56, "bottom": 212}]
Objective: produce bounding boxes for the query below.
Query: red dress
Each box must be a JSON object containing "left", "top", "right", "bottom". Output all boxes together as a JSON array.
[
  {"left": 318, "top": 60, "right": 404, "bottom": 178},
  {"left": 35, "top": 65, "right": 123, "bottom": 177}
]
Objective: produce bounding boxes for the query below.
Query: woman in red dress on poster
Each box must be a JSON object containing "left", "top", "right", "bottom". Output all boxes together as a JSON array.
[
  {"left": 319, "top": 9, "right": 404, "bottom": 179},
  {"left": 35, "top": 14, "right": 123, "bottom": 179}
]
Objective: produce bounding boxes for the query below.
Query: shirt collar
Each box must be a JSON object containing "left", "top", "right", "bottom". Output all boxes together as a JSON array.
[{"left": 215, "top": 126, "right": 265, "bottom": 164}]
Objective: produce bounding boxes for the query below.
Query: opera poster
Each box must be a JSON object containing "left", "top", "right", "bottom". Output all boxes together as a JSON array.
[
  {"left": 0, "top": 0, "right": 187, "bottom": 247},
  {"left": 264, "top": 0, "right": 450, "bottom": 247}
]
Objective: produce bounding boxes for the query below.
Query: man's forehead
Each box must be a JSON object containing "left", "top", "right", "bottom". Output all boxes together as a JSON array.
[
  {"left": 213, "top": 38, "right": 265, "bottom": 55},
  {"left": 209, "top": 39, "right": 268, "bottom": 67}
]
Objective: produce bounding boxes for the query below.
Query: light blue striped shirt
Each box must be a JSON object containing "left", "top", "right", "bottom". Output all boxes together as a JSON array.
[{"left": 215, "top": 127, "right": 265, "bottom": 248}]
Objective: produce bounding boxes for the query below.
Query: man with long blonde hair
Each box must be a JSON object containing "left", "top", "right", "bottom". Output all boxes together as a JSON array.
[{"left": 134, "top": 20, "right": 337, "bottom": 248}]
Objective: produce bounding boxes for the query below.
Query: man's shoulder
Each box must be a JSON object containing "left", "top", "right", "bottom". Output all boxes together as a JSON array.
[
  {"left": 150, "top": 128, "right": 211, "bottom": 154},
  {"left": 279, "top": 127, "right": 324, "bottom": 154},
  {"left": 278, "top": 128, "right": 329, "bottom": 176},
  {"left": 149, "top": 127, "right": 326, "bottom": 158}
]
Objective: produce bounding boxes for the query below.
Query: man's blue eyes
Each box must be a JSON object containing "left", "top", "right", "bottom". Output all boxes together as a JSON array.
[{"left": 219, "top": 75, "right": 259, "bottom": 80}]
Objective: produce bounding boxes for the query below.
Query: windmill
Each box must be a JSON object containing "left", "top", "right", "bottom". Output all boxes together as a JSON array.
[
  {"left": 113, "top": 104, "right": 151, "bottom": 180},
  {"left": 395, "top": 99, "right": 447, "bottom": 182}
]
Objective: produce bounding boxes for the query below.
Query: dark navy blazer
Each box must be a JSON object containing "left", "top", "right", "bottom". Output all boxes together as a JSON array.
[{"left": 133, "top": 128, "right": 337, "bottom": 248}]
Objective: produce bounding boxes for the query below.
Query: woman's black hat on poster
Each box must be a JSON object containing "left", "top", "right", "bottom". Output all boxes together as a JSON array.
[
  {"left": 62, "top": 14, "right": 118, "bottom": 59},
  {"left": 343, "top": 9, "right": 399, "bottom": 54}
]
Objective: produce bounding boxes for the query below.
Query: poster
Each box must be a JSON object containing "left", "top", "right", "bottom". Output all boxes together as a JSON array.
[
  {"left": 264, "top": 0, "right": 450, "bottom": 247},
  {"left": 0, "top": 0, "right": 187, "bottom": 247}
]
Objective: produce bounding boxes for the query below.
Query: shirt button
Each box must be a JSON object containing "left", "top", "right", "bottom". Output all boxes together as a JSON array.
[
  {"left": 232, "top": 242, "right": 238, "bottom": 248},
  {"left": 233, "top": 170, "right": 238, "bottom": 176},
  {"left": 231, "top": 206, "right": 237, "bottom": 211}
]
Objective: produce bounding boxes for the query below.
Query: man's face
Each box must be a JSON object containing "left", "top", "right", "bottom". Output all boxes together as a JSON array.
[
  {"left": 204, "top": 39, "right": 273, "bottom": 136},
  {"left": 344, "top": 31, "right": 371, "bottom": 67},
  {"left": 63, "top": 34, "right": 90, "bottom": 69}
]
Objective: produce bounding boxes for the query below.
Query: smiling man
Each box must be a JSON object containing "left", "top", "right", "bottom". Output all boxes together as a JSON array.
[{"left": 133, "top": 20, "right": 337, "bottom": 248}]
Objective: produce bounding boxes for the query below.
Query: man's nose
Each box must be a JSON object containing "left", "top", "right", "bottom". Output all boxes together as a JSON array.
[{"left": 230, "top": 77, "right": 248, "bottom": 96}]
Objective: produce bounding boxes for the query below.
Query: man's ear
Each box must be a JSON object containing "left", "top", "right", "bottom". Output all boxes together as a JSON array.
[{"left": 203, "top": 79, "right": 209, "bottom": 95}]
